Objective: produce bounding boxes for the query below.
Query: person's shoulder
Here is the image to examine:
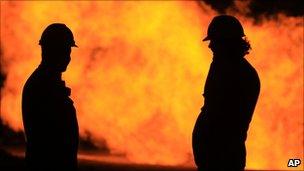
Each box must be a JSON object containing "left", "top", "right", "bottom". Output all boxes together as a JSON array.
[{"left": 23, "top": 68, "right": 49, "bottom": 92}]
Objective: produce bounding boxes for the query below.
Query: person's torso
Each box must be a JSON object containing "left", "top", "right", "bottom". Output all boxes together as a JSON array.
[
  {"left": 201, "top": 57, "right": 260, "bottom": 142},
  {"left": 22, "top": 66, "right": 79, "bottom": 159}
]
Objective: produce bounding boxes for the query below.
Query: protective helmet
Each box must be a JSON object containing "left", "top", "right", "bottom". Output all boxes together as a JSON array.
[
  {"left": 39, "top": 23, "right": 77, "bottom": 47},
  {"left": 203, "top": 15, "right": 245, "bottom": 41}
]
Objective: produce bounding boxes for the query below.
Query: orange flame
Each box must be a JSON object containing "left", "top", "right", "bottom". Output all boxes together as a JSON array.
[{"left": 0, "top": 1, "right": 303, "bottom": 170}]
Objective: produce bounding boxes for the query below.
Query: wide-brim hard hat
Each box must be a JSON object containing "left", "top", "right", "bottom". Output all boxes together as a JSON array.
[
  {"left": 39, "top": 23, "right": 78, "bottom": 47},
  {"left": 203, "top": 15, "right": 245, "bottom": 41}
]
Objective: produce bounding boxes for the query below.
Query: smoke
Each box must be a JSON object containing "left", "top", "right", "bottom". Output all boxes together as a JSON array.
[
  {"left": 201, "top": 0, "right": 304, "bottom": 18},
  {"left": 0, "top": 1, "right": 303, "bottom": 170}
]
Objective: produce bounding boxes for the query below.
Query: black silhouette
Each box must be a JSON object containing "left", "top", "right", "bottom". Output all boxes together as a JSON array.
[
  {"left": 192, "top": 15, "right": 260, "bottom": 171},
  {"left": 22, "top": 23, "right": 79, "bottom": 171}
]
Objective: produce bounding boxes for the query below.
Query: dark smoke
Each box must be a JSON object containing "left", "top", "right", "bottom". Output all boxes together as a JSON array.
[
  {"left": 247, "top": 0, "right": 303, "bottom": 17},
  {"left": 0, "top": 72, "right": 4, "bottom": 89},
  {"left": 79, "top": 131, "right": 111, "bottom": 154},
  {"left": 200, "top": 0, "right": 234, "bottom": 14},
  {"left": 0, "top": 119, "right": 25, "bottom": 147},
  {"left": 201, "top": 0, "right": 303, "bottom": 19}
]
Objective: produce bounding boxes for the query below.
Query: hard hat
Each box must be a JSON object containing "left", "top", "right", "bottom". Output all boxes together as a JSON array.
[
  {"left": 203, "top": 15, "right": 245, "bottom": 41},
  {"left": 39, "top": 23, "right": 78, "bottom": 47}
]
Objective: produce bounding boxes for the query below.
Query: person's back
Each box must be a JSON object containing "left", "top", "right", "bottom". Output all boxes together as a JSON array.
[
  {"left": 192, "top": 15, "right": 260, "bottom": 171},
  {"left": 22, "top": 23, "right": 79, "bottom": 171}
]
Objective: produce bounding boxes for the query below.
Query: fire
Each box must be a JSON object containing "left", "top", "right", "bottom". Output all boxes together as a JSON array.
[{"left": 0, "top": 1, "right": 303, "bottom": 170}]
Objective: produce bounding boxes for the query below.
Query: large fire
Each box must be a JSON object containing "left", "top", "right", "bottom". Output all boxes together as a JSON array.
[{"left": 0, "top": 1, "right": 303, "bottom": 170}]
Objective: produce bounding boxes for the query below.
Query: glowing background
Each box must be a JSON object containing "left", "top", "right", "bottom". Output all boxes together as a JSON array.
[{"left": 0, "top": 1, "right": 303, "bottom": 170}]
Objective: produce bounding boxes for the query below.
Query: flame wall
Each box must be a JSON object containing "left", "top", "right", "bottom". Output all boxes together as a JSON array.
[{"left": 0, "top": 1, "right": 303, "bottom": 170}]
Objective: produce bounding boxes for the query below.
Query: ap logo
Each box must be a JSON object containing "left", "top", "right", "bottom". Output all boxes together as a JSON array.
[{"left": 287, "top": 159, "right": 301, "bottom": 167}]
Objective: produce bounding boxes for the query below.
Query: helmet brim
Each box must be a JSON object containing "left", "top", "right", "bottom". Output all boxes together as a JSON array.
[{"left": 202, "top": 36, "right": 210, "bottom": 41}]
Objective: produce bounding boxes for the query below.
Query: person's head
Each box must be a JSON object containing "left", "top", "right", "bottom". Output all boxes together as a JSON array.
[
  {"left": 203, "top": 15, "right": 251, "bottom": 58},
  {"left": 39, "top": 23, "right": 77, "bottom": 72}
]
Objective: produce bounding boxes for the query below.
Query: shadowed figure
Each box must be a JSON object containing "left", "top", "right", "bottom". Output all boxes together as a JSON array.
[
  {"left": 22, "top": 23, "right": 79, "bottom": 171},
  {"left": 192, "top": 15, "right": 260, "bottom": 171}
]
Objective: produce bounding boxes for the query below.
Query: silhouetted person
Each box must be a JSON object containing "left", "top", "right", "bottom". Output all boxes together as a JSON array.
[
  {"left": 192, "top": 15, "right": 260, "bottom": 171},
  {"left": 22, "top": 23, "right": 79, "bottom": 171}
]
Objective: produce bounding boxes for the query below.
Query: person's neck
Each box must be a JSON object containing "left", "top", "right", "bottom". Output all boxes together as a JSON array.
[
  {"left": 38, "top": 62, "right": 62, "bottom": 78},
  {"left": 213, "top": 51, "right": 244, "bottom": 62}
]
